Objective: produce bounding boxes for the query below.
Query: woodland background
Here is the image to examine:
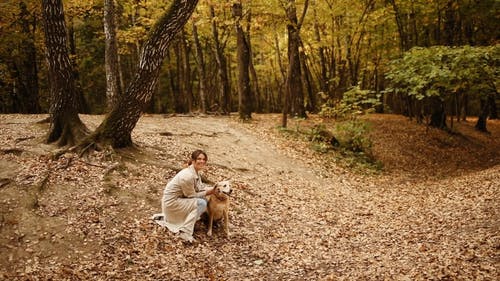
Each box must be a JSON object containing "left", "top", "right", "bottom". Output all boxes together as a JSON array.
[
  {"left": 1, "top": 0, "right": 498, "bottom": 126},
  {"left": 0, "top": 0, "right": 499, "bottom": 279}
]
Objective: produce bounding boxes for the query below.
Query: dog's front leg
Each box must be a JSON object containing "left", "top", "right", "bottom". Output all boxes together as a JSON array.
[
  {"left": 207, "top": 213, "right": 214, "bottom": 236},
  {"left": 224, "top": 209, "right": 230, "bottom": 238}
]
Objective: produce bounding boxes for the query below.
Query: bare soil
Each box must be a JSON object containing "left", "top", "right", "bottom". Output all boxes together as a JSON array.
[{"left": 0, "top": 113, "right": 498, "bottom": 280}]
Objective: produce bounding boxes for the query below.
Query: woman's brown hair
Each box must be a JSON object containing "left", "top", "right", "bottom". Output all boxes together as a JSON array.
[{"left": 187, "top": 149, "right": 208, "bottom": 165}]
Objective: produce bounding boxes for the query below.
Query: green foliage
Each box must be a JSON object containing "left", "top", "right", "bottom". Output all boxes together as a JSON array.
[
  {"left": 319, "top": 85, "right": 381, "bottom": 120},
  {"left": 333, "top": 119, "right": 372, "bottom": 154},
  {"left": 385, "top": 45, "right": 499, "bottom": 101}
]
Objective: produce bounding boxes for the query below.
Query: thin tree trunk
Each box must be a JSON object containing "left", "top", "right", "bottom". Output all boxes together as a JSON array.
[
  {"left": 104, "top": 0, "right": 122, "bottom": 111},
  {"left": 180, "top": 29, "right": 193, "bottom": 113},
  {"left": 67, "top": 18, "right": 89, "bottom": 114},
  {"left": 388, "top": 0, "right": 409, "bottom": 52},
  {"left": 246, "top": 10, "right": 261, "bottom": 113},
  {"left": 210, "top": 6, "right": 231, "bottom": 114},
  {"left": 232, "top": 2, "right": 252, "bottom": 120},
  {"left": 192, "top": 21, "right": 207, "bottom": 114},
  {"left": 313, "top": 1, "right": 328, "bottom": 97},
  {"left": 16, "top": 2, "right": 40, "bottom": 113}
]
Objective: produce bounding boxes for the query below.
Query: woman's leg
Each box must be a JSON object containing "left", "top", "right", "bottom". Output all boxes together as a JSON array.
[
  {"left": 196, "top": 198, "right": 207, "bottom": 218},
  {"left": 178, "top": 199, "right": 208, "bottom": 242}
]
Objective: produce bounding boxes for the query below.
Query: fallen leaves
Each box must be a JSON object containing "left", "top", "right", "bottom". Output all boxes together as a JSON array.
[{"left": 0, "top": 113, "right": 498, "bottom": 280}]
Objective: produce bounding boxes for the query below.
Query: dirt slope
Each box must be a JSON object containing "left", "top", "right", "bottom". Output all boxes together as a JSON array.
[{"left": 0, "top": 113, "right": 498, "bottom": 280}]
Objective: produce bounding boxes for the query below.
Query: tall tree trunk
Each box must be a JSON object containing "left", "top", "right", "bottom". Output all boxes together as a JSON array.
[
  {"left": 104, "top": 0, "right": 122, "bottom": 111},
  {"left": 68, "top": 18, "right": 89, "bottom": 114},
  {"left": 192, "top": 21, "right": 207, "bottom": 114},
  {"left": 42, "top": 0, "right": 88, "bottom": 146},
  {"left": 299, "top": 40, "right": 316, "bottom": 112},
  {"left": 16, "top": 2, "right": 40, "bottom": 113},
  {"left": 284, "top": 0, "right": 308, "bottom": 119},
  {"left": 210, "top": 6, "right": 231, "bottom": 114},
  {"left": 246, "top": 10, "right": 261, "bottom": 113},
  {"left": 313, "top": 1, "right": 328, "bottom": 97},
  {"left": 388, "top": 0, "right": 409, "bottom": 52},
  {"left": 232, "top": 2, "right": 252, "bottom": 120},
  {"left": 84, "top": 0, "right": 198, "bottom": 148},
  {"left": 180, "top": 29, "right": 193, "bottom": 113}
]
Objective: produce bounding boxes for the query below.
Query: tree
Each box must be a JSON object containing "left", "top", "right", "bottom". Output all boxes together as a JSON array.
[
  {"left": 14, "top": 2, "right": 41, "bottom": 113},
  {"left": 192, "top": 19, "right": 208, "bottom": 114},
  {"left": 81, "top": 0, "right": 199, "bottom": 149},
  {"left": 386, "top": 45, "right": 499, "bottom": 131},
  {"left": 42, "top": 0, "right": 89, "bottom": 146},
  {"left": 104, "top": 0, "right": 122, "bottom": 110},
  {"left": 281, "top": 0, "right": 309, "bottom": 127},
  {"left": 210, "top": 5, "right": 231, "bottom": 114},
  {"left": 233, "top": 1, "right": 252, "bottom": 120}
]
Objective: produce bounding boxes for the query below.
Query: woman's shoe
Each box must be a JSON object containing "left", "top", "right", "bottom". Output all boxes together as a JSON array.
[{"left": 178, "top": 231, "right": 195, "bottom": 243}]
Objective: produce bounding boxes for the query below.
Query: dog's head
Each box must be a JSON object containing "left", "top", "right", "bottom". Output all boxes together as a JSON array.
[{"left": 214, "top": 180, "right": 232, "bottom": 197}]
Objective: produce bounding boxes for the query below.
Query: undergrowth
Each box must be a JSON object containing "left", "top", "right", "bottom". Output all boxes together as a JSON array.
[{"left": 277, "top": 119, "right": 382, "bottom": 174}]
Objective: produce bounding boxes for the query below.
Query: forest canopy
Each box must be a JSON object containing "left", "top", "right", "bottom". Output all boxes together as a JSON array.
[{"left": 0, "top": 0, "right": 499, "bottom": 126}]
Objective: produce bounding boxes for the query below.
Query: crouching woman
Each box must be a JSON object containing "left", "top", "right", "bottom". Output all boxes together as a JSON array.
[{"left": 160, "top": 150, "right": 215, "bottom": 242}]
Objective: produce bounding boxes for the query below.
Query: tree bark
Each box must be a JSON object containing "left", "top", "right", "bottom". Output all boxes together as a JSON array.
[
  {"left": 284, "top": 0, "right": 308, "bottom": 119},
  {"left": 210, "top": 6, "right": 231, "bottom": 114},
  {"left": 104, "top": 0, "right": 122, "bottom": 111},
  {"left": 42, "top": 0, "right": 88, "bottom": 146},
  {"left": 15, "top": 2, "right": 40, "bottom": 113},
  {"left": 246, "top": 10, "right": 261, "bottom": 113},
  {"left": 388, "top": 0, "right": 409, "bottom": 52},
  {"left": 67, "top": 18, "right": 89, "bottom": 114},
  {"left": 313, "top": 2, "right": 328, "bottom": 97},
  {"left": 180, "top": 29, "right": 193, "bottom": 113},
  {"left": 232, "top": 2, "right": 252, "bottom": 120},
  {"left": 192, "top": 21, "right": 207, "bottom": 114},
  {"left": 86, "top": 0, "right": 199, "bottom": 148}
]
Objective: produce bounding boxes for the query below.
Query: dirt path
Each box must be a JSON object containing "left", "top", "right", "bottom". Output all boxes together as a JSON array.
[{"left": 0, "top": 114, "right": 498, "bottom": 280}]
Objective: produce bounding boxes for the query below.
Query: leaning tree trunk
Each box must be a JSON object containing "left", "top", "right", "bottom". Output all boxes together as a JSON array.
[
  {"left": 233, "top": 2, "right": 252, "bottom": 120},
  {"left": 85, "top": 0, "right": 198, "bottom": 148},
  {"left": 42, "top": 0, "right": 88, "bottom": 146}
]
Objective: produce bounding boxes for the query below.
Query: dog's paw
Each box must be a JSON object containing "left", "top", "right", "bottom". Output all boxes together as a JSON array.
[{"left": 207, "top": 230, "right": 213, "bottom": 236}]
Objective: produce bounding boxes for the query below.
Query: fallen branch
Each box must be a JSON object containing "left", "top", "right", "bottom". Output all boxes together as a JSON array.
[
  {"left": 15, "top": 136, "right": 35, "bottom": 143},
  {"left": 0, "top": 147, "right": 24, "bottom": 155}
]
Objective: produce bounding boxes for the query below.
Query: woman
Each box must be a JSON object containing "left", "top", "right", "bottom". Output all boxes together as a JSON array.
[{"left": 158, "top": 150, "right": 215, "bottom": 242}]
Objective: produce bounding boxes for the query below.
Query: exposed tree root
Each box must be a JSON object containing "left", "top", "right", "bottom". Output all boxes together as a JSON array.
[{"left": 0, "top": 178, "right": 11, "bottom": 188}]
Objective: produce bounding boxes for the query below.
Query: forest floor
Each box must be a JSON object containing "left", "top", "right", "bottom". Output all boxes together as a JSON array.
[{"left": 0, "top": 113, "right": 498, "bottom": 280}]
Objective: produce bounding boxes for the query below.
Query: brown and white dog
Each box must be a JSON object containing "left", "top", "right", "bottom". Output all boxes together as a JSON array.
[{"left": 207, "top": 180, "right": 232, "bottom": 237}]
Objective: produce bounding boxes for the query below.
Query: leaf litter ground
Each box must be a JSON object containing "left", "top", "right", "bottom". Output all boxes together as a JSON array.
[{"left": 0, "top": 113, "right": 498, "bottom": 280}]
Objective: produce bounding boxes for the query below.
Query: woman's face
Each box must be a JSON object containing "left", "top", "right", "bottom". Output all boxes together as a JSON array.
[{"left": 193, "top": 153, "right": 207, "bottom": 171}]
